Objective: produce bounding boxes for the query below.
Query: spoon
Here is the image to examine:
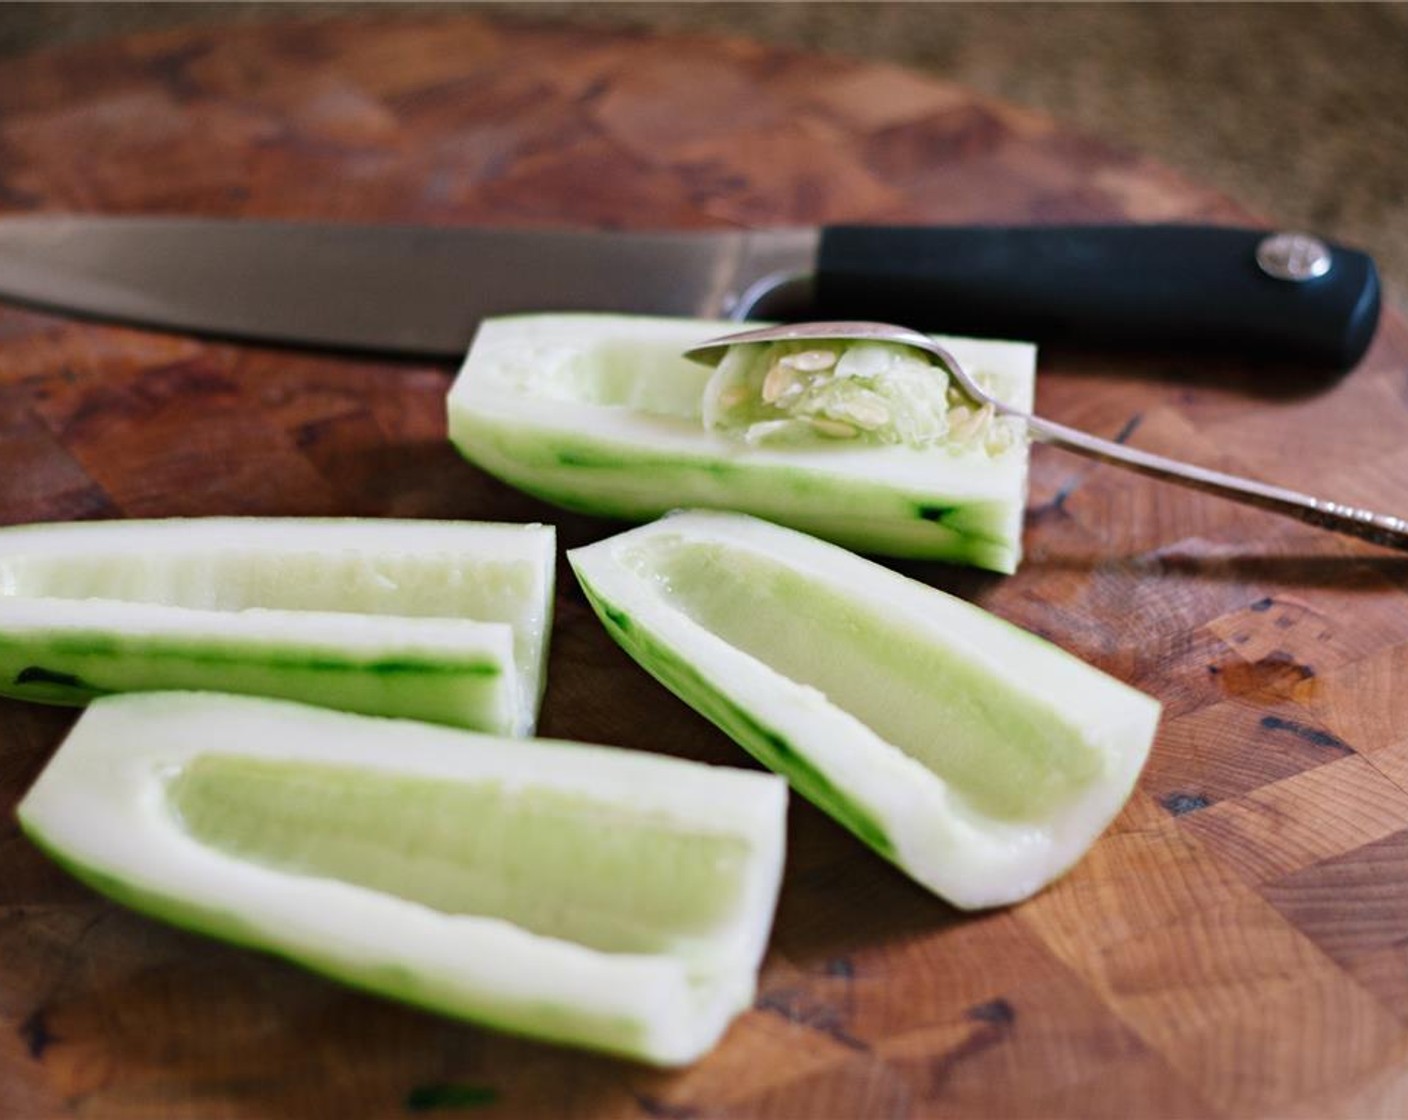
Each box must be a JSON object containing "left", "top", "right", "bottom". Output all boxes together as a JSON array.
[{"left": 684, "top": 320, "right": 1408, "bottom": 552}]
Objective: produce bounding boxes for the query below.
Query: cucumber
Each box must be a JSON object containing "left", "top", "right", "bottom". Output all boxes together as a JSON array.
[
  {"left": 0, "top": 517, "right": 554, "bottom": 735},
  {"left": 17, "top": 691, "right": 788, "bottom": 1066},
  {"left": 447, "top": 314, "right": 1036, "bottom": 573},
  {"left": 569, "top": 510, "right": 1160, "bottom": 909}
]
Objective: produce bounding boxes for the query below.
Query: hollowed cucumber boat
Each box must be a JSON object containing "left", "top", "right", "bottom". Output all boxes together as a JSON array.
[
  {"left": 17, "top": 691, "right": 788, "bottom": 1066},
  {"left": 0, "top": 517, "right": 554, "bottom": 734},
  {"left": 569, "top": 510, "right": 1160, "bottom": 908},
  {"left": 447, "top": 314, "right": 1036, "bottom": 572}
]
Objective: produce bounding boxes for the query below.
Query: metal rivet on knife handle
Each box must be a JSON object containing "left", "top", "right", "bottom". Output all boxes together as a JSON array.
[{"left": 1256, "top": 231, "right": 1333, "bottom": 282}]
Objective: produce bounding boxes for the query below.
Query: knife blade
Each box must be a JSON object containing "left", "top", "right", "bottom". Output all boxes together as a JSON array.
[{"left": 0, "top": 215, "right": 1381, "bottom": 368}]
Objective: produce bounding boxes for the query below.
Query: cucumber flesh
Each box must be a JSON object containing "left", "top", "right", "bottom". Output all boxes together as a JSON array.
[
  {"left": 18, "top": 691, "right": 789, "bottom": 1066},
  {"left": 0, "top": 518, "right": 555, "bottom": 735},
  {"left": 168, "top": 754, "right": 753, "bottom": 956},
  {"left": 448, "top": 314, "right": 1035, "bottom": 572},
  {"left": 569, "top": 510, "right": 1161, "bottom": 909}
]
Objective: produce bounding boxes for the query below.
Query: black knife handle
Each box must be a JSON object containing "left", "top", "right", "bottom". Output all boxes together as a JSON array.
[{"left": 814, "top": 224, "right": 1381, "bottom": 370}]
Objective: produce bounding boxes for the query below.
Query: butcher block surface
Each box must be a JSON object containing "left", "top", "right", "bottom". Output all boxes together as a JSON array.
[{"left": 4, "top": 14, "right": 1408, "bottom": 1119}]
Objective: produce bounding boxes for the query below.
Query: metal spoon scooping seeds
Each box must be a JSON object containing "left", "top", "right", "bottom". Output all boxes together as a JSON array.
[{"left": 684, "top": 320, "right": 1408, "bottom": 552}]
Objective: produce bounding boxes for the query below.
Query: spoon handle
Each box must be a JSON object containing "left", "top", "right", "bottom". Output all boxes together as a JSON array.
[{"left": 1024, "top": 414, "right": 1408, "bottom": 551}]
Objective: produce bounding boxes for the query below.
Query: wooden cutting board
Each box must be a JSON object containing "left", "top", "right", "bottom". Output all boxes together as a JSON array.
[{"left": 4, "top": 14, "right": 1408, "bottom": 1118}]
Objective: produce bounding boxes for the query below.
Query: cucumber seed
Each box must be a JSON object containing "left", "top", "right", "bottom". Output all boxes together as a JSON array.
[
  {"left": 718, "top": 384, "right": 752, "bottom": 410},
  {"left": 784, "top": 349, "right": 838, "bottom": 373},
  {"left": 810, "top": 417, "right": 859, "bottom": 439},
  {"left": 949, "top": 402, "right": 995, "bottom": 444},
  {"left": 761, "top": 364, "right": 800, "bottom": 405},
  {"left": 842, "top": 398, "right": 891, "bottom": 431}
]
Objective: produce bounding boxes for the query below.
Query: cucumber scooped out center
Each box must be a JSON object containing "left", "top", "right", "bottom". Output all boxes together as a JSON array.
[
  {"left": 624, "top": 536, "right": 1100, "bottom": 822},
  {"left": 574, "top": 340, "right": 715, "bottom": 417},
  {"left": 496, "top": 335, "right": 713, "bottom": 419},
  {"left": 166, "top": 754, "right": 754, "bottom": 956},
  {"left": 3, "top": 550, "right": 536, "bottom": 623}
]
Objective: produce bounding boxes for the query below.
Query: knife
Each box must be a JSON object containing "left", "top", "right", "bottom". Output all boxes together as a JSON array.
[{"left": 0, "top": 215, "right": 1381, "bottom": 369}]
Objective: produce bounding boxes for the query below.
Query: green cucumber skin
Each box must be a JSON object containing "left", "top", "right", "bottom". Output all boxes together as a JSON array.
[
  {"left": 0, "top": 634, "right": 511, "bottom": 734},
  {"left": 453, "top": 414, "right": 1021, "bottom": 574},
  {"left": 573, "top": 568, "right": 897, "bottom": 864},
  {"left": 16, "top": 819, "right": 659, "bottom": 1065}
]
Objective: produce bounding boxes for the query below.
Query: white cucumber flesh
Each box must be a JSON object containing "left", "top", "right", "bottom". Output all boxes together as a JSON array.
[
  {"left": 17, "top": 691, "right": 789, "bottom": 1066},
  {"left": 568, "top": 510, "right": 1161, "bottom": 909},
  {"left": 447, "top": 313, "right": 1036, "bottom": 573},
  {"left": 0, "top": 517, "right": 554, "bottom": 735}
]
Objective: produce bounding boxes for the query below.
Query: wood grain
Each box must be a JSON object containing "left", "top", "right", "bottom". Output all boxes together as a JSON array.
[{"left": 3, "top": 13, "right": 1408, "bottom": 1118}]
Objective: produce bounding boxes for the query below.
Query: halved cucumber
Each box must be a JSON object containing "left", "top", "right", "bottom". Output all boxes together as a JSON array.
[
  {"left": 447, "top": 314, "right": 1036, "bottom": 573},
  {"left": 569, "top": 510, "right": 1160, "bottom": 909},
  {"left": 17, "top": 691, "right": 788, "bottom": 1066},
  {"left": 0, "top": 518, "right": 554, "bottom": 735}
]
